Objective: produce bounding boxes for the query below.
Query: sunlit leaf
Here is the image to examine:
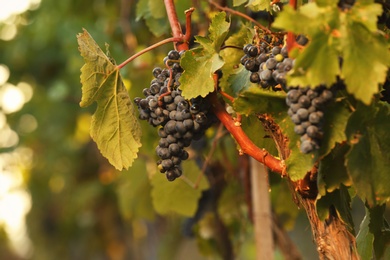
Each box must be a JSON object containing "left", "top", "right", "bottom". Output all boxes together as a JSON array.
[
  {"left": 77, "top": 29, "right": 142, "bottom": 170},
  {"left": 341, "top": 22, "right": 390, "bottom": 105},
  {"left": 180, "top": 12, "right": 230, "bottom": 99},
  {"left": 246, "top": 0, "right": 270, "bottom": 11}
]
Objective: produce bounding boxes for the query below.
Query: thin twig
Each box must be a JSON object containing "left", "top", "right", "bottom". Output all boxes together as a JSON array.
[
  {"left": 208, "top": 0, "right": 272, "bottom": 34},
  {"left": 117, "top": 37, "right": 182, "bottom": 69},
  {"left": 194, "top": 123, "right": 226, "bottom": 189}
]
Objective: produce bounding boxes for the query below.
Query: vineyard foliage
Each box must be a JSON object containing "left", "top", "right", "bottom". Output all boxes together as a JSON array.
[{"left": 77, "top": 0, "right": 390, "bottom": 258}]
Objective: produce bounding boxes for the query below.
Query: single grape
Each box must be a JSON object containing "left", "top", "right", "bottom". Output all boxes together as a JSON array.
[
  {"left": 297, "top": 108, "right": 309, "bottom": 120},
  {"left": 300, "top": 140, "right": 314, "bottom": 154}
]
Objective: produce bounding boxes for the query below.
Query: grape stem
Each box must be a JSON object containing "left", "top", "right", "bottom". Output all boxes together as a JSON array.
[
  {"left": 208, "top": 0, "right": 272, "bottom": 34},
  {"left": 164, "top": 0, "right": 191, "bottom": 51},
  {"left": 209, "top": 93, "right": 284, "bottom": 174},
  {"left": 117, "top": 37, "right": 182, "bottom": 69}
]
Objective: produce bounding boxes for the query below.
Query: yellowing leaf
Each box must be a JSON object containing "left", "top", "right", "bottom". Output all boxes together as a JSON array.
[{"left": 77, "top": 29, "right": 142, "bottom": 170}]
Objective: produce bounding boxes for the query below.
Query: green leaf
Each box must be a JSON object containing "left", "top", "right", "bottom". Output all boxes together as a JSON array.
[
  {"left": 280, "top": 115, "right": 317, "bottom": 181},
  {"left": 220, "top": 24, "right": 253, "bottom": 95},
  {"left": 135, "top": 0, "right": 169, "bottom": 36},
  {"left": 316, "top": 185, "right": 354, "bottom": 233},
  {"left": 233, "top": 0, "right": 248, "bottom": 6},
  {"left": 136, "top": 0, "right": 148, "bottom": 21},
  {"left": 357, "top": 205, "right": 390, "bottom": 259},
  {"left": 179, "top": 12, "right": 230, "bottom": 99},
  {"left": 356, "top": 209, "right": 374, "bottom": 260},
  {"left": 226, "top": 66, "right": 254, "bottom": 96},
  {"left": 208, "top": 12, "right": 230, "bottom": 51},
  {"left": 246, "top": 0, "right": 270, "bottom": 11},
  {"left": 273, "top": 3, "right": 389, "bottom": 104},
  {"left": 144, "top": 17, "right": 170, "bottom": 37},
  {"left": 318, "top": 143, "right": 351, "bottom": 196},
  {"left": 241, "top": 115, "right": 278, "bottom": 157},
  {"left": 151, "top": 160, "right": 209, "bottom": 216},
  {"left": 345, "top": 102, "right": 390, "bottom": 205},
  {"left": 180, "top": 49, "right": 224, "bottom": 98},
  {"left": 117, "top": 159, "right": 155, "bottom": 220},
  {"left": 233, "top": 86, "right": 287, "bottom": 117},
  {"left": 288, "top": 31, "right": 340, "bottom": 88},
  {"left": 319, "top": 101, "right": 351, "bottom": 157},
  {"left": 341, "top": 21, "right": 390, "bottom": 105},
  {"left": 148, "top": 0, "right": 166, "bottom": 19},
  {"left": 77, "top": 29, "right": 142, "bottom": 170},
  {"left": 350, "top": 2, "right": 383, "bottom": 32}
]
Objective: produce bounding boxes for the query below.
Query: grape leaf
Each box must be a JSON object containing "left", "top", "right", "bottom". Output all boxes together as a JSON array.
[
  {"left": 117, "top": 159, "right": 155, "bottom": 220},
  {"left": 288, "top": 31, "right": 340, "bottom": 88},
  {"left": 77, "top": 29, "right": 142, "bottom": 170},
  {"left": 340, "top": 22, "right": 390, "bottom": 105},
  {"left": 316, "top": 185, "right": 354, "bottom": 233},
  {"left": 180, "top": 49, "right": 224, "bottom": 98},
  {"left": 220, "top": 24, "right": 254, "bottom": 96},
  {"left": 240, "top": 115, "right": 278, "bottom": 157},
  {"left": 180, "top": 12, "right": 230, "bottom": 99},
  {"left": 350, "top": 2, "right": 382, "bottom": 32},
  {"left": 135, "top": 0, "right": 169, "bottom": 36},
  {"left": 345, "top": 102, "right": 390, "bottom": 206},
  {"left": 148, "top": 0, "right": 166, "bottom": 19},
  {"left": 151, "top": 160, "right": 209, "bottom": 216},
  {"left": 358, "top": 205, "right": 390, "bottom": 259},
  {"left": 319, "top": 101, "right": 351, "bottom": 157},
  {"left": 273, "top": 3, "right": 389, "bottom": 104},
  {"left": 317, "top": 143, "right": 352, "bottom": 196},
  {"left": 233, "top": 86, "right": 287, "bottom": 117},
  {"left": 246, "top": 0, "right": 270, "bottom": 11},
  {"left": 356, "top": 209, "right": 374, "bottom": 260},
  {"left": 136, "top": 0, "right": 148, "bottom": 20},
  {"left": 226, "top": 66, "right": 254, "bottom": 96},
  {"left": 279, "top": 115, "right": 317, "bottom": 181},
  {"left": 233, "top": 0, "right": 248, "bottom": 6}
]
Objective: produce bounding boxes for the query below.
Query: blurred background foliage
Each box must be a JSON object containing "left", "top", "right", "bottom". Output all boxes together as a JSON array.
[{"left": 0, "top": 0, "right": 368, "bottom": 259}]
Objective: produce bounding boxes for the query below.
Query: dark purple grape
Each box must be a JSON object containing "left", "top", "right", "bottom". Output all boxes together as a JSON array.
[
  {"left": 260, "top": 70, "right": 272, "bottom": 81},
  {"left": 248, "top": 46, "right": 259, "bottom": 57},
  {"left": 265, "top": 58, "right": 278, "bottom": 70},
  {"left": 300, "top": 140, "right": 314, "bottom": 154},
  {"left": 297, "top": 108, "right": 309, "bottom": 120},
  {"left": 164, "top": 120, "right": 176, "bottom": 134},
  {"left": 250, "top": 72, "right": 260, "bottom": 83},
  {"left": 245, "top": 59, "right": 257, "bottom": 71},
  {"left": 294, "top": 125, "right": 305, "bottom": 135},
  {"left": 306, "top": 125, "right": 319, "bottom": 138},
  {"left": 287, "top": 89, "right": 301, "bottom": 103},
  {"left": 169, "top": 143, "right": 181, "bottom": 155}
]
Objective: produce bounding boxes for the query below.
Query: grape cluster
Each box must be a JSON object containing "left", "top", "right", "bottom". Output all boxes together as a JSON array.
[
  {"left": 240, "top": 36, "right": 293, "bottom": 90},
  {"left": 134, "top": 50, "right": 215, "bottom": 181},
  {"left": 286, "top": 86, "right": 334, "bottom": 153}
]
